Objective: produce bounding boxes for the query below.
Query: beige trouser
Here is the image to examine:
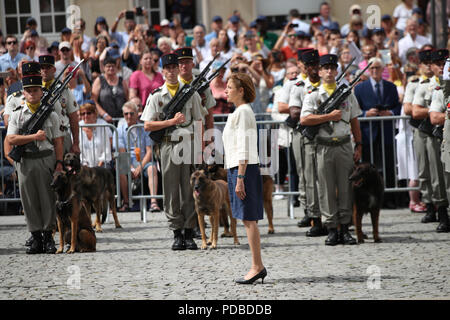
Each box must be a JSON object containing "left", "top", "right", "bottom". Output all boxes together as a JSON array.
[
  {"left": 414, "top": 130, "right": 447, "bottom": 206},
  {"left": 16, "top": 154, "right": 56, "bottom": 232},
  {"left": 303, "top": 138, "right": 321, "bottom": 218},
  {"left": 316, "top": 142, "right": 354, "bottom": 229},
  {"left": 291, "top": 131, "right": 307, "bottom": 208},
  {"left": 160, "top": 139, "right": 196, "bottom": 231}
]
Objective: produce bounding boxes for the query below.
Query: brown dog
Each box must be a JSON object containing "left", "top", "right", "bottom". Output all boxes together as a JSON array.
[
  {"left": 51, "top": 171, "right": 96, "bottom": 254},
  {"left": 64, "top": 153, "right": 122, "bottom": 232},
  {"left": 190, "top": 169, "right": 239, "bottom": 249},
  {"left": 205, "top": 164, "right": 275, "bottom": 234},
  {"left": 349, "top": 162, "right": 384, "bottom": 244}
]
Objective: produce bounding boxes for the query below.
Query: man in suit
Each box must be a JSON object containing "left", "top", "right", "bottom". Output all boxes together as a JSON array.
[{"left": 354, "top": 57, "right": 402, "bottom": 208}]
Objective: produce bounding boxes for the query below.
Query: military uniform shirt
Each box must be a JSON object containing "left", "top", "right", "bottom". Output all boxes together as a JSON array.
[
  {"left": 278, "top": 77, "right": 299, "bottom": 104},
  {"left": 301, "top": 84, "right": 362, "bottom": 138},
  {"left": 141, "top": 81, "right": 208, "bottom": 134},
  {"left": 403, "top": 77, "right": 421, "bottom": 104},
  {"left": 7, "top": 104, "right": 64, "bottom": 151},
  {"left": 289, "top": 78, "right": 319, "bottom": 108},
  {"left": 50, "top": 86, "right": 79, "bottom": 129},
  {"left": 429, "top": 87, "right": 445, "bottom": 113},
  {"left": 4, "top": 92, "right": 25, "bottom": 118},
  {"left": 412, "top": 77, "right": 439, "bottom": 107}
]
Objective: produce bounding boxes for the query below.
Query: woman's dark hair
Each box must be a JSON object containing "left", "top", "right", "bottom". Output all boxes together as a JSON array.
[
  {"left": 228, "top": 72, "right": 256, "bottom": 103},
  {"left": 347, "top": 29, "right": 361, "bottom": 49},
  {"left": 220, "top": 31, "right": 231, "bottom": 53},
  {"left": 94, "top": 35, "right": 109, "bottom": 48},
  {"left": 103, "top": 56, "right": 118, "bottom": 67},
  {"left": 94, "top": 22, "right": 109, "bottom": 36}
]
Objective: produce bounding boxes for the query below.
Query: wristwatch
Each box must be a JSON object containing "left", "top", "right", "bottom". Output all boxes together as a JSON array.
[{"left": 237, "top": 174, "right": 245, "bottom": 179}]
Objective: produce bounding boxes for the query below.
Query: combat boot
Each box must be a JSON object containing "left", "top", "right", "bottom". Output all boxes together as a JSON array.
[
  {"left": 339, "top": 224, "right": 357, "bottom": 245},
  {"left": 297, "top": 209, "right": 311, "bottom": 228},
  {"left": 172, "top": 229, "right": 186, "bottom": 250},
  {"left": 325, "top": 228, "right": 339, "bottom": 246},
  {"left": 26, "top": 231, "right": 44, "bottom": 254},
  {"left": 436, "top": 206, "right": 450, "bottom": 233},
  {"left": 43, "top": 230, "right": 57, "bottom": 254},
  {"left": 184, "top": 228, "right": 198, "bottom": 250},
  {"left": 306, "top": 218, "right": 328, "bottom": 237},
  {"left": 421, "top": 203, "right": 437, "bottom": 223}
]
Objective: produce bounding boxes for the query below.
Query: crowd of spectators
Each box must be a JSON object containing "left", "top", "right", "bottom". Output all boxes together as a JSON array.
[{"left": 1, "top": 1, "right": 449, "bottom": 211}]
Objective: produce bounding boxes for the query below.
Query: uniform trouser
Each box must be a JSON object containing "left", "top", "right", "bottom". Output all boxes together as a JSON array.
[
  {"left": 414, "top": 130, "right": 447, "bottom": 206},
  {"left": 16, "top": 154, "right": 56, "bottom": 233},
  {"left": 316, "top": 142, "right": 354, "bottom": 229},
  {"left": 444, "top": 171, "right": 450, "bottom": 204},
  {"left": 304, "top": 138, "right": 321, "bottom": 218},
  {"left": 63, "top": 132, "right": 72, "bottom": 154},
  {"left": 291, "top": 131, "right": 307, "bottom": 208},
  {"left": 160, "top": 140, "right": 196, "bottom": 231},
  {"left": 441, "top": 144, "right": 450, "bottom": 205}
]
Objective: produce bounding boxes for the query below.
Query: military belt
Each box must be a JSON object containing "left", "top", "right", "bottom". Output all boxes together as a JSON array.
[
  {"left": 23, "top": 149, "right": 53, "bottom": 159},
  {"left": 315, "top": 135, "right": 351, "bottom": 147}
]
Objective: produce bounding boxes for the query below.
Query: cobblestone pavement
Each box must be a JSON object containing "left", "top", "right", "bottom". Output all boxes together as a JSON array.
[{"left": 0, "top": 199, "right": 449, "bottom": 300}]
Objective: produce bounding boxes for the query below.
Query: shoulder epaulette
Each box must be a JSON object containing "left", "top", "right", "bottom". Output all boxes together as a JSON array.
[
  {"left": 307, "top": 87, "right": 318, "bottom": 94},
  {"left": 410, "top": 77, "right": 420, "bottom": 83},
  {"left": 295, "top": 81, "right": 305, "bottom": 87},
  {"left": 435, "top": 86, "right": 442, "bottom": 90},
  {"left": 152, "top": 87, "right": 162, "bottom": 95},
  {"left": 13, "top": 105, "right": 22, "bottom": 112},
  {"left": 420, "top": 78, "right": 430, "bottom": 84},
  {"left": 12, "top": 91, "right": 23, "bottom": 97}
]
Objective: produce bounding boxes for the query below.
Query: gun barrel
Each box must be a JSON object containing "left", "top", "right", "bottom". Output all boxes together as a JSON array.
[{"left": 336, "top": 57, "right": 356, "bottom": 83}]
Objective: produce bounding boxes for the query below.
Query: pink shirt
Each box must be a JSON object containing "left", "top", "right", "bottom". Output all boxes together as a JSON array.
[
  {"left": 129, "top": 70, "right": 164, "bottom": 105},
  {"left": 358, "top": 60, "right": 390, "bottom": 81}
]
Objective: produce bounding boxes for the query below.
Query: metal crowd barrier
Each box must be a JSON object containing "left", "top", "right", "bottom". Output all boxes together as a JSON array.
[
  {"left": 0, "top": 126, "right": 21, "bottom": 215},
  {"left": 0, "top": 115, "right": 421, "bottom": 220},
  {"left": 125, "top": 123, "right": 162, "bottom": 223}
]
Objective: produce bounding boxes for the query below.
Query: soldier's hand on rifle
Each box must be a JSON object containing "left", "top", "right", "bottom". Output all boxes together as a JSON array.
[
  {"left": 328, "top": 110, "right": 342, "bottom": 122},
  {"left": 172, "top": 112, "right": 186, "bottom": 125},
  {"left": 34, "top": 130, "right": 46, "bottom": 141}
]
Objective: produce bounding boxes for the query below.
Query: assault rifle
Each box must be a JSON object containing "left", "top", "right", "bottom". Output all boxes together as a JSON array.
[
  {"left": 285, "top": 57, "right": 356, "bottom": 131},
  {"left": 197, "top": 57, "right": 231, "bottom": 95},
  {"left": 8, "top": 60, "right": 84, "bottom": 162},
  {"left": 149, "top": 53, "right": 220, "bottom": 143},
  {"left": 299, "top": 61, "right": 372, "bottom": 140}
]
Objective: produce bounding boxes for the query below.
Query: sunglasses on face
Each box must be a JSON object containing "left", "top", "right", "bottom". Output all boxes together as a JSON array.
[
  {"left": 7, "top": 40, "right": 18, "bottom": 45},
  {"left": 123, "top": 112, "right": 135, "bottom": 116},
  {"left": 80, "top": 112, "right": 93, "bottom": 116},
  {"left": 26, "top": 47, "right": 35, "bottom": 50},
  {"left": 61, "top": 48, "right": 70, "bottom": 52}
]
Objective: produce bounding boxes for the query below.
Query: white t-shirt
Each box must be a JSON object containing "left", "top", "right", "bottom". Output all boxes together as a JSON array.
[{"left": 393, "top": 3, "right": 417, "bottom": 31}]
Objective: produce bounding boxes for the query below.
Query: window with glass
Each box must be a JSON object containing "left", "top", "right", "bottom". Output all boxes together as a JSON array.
[
  {"left": 2, "top": 0, "right": 68, "bottom": 36},
  {"left": 135, "top": 0, "right": 166, "bottom": 25}
]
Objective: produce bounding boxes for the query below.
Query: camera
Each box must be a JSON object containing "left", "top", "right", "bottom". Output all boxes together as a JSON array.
[
  {"left": 136, "top": 7, "right": 143, "bottom": 16},
  {"left": 125, "top": 10, "right": 135, "bottom": 20}
]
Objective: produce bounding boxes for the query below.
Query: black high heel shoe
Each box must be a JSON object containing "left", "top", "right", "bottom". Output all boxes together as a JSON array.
[{"left": 235, "top": 268, "right": 267, "bottom": 284}]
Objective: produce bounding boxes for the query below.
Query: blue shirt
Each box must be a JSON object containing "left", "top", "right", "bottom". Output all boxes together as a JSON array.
[
  {"left": 116, "top": 122, "right": 154, "bottom": 162},
  {"left": 0, "top": 52, "right": 27, "bottom": 71},
  {"left": 205, "top": 31, "right": 218, "bottom": 43}
]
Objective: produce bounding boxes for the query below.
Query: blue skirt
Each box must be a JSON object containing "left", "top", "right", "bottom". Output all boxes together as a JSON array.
[{"left": 227, "top": 164, "right": 264, "bottom": 221}]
